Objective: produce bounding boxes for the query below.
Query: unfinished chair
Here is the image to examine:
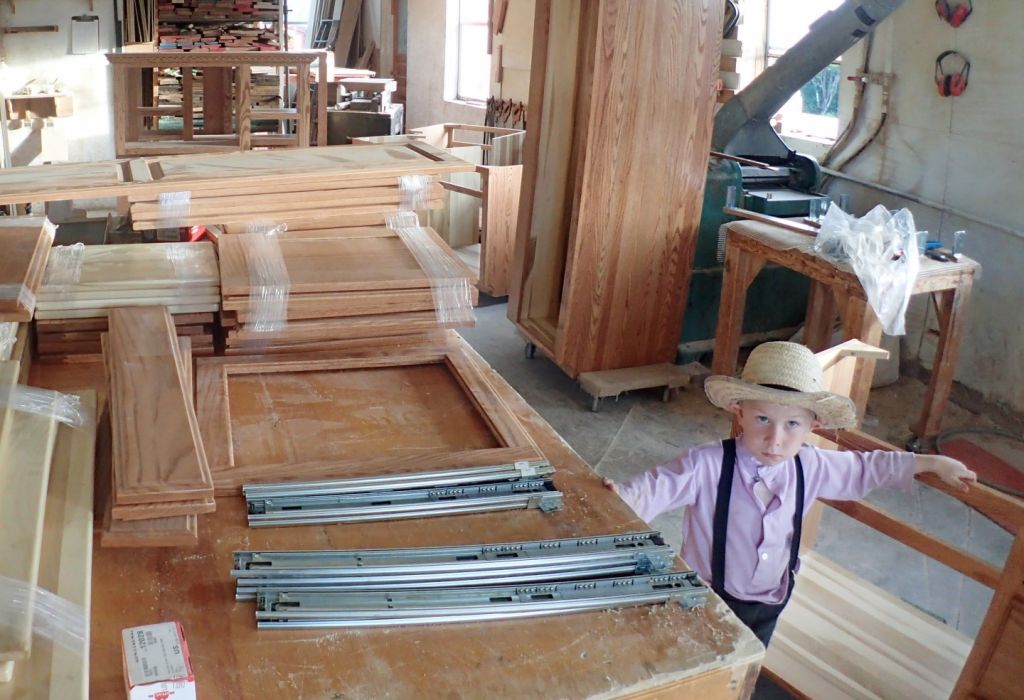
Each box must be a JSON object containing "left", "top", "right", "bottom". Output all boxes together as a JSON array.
[{"left": 762, "top": 339, "right": 1023, "bottom": 699}]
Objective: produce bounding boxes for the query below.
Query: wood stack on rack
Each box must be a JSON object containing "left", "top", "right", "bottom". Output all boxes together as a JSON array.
[
  {"left": 34, "top": 242, "right": 219, "bottom": 363},
  {"left": 0, "top": 379, "right": 96, "bottom": 694},
  {"left": 157, "top": 0, "right": 282, "bottom": 52},
  {"left": 0, "top": 218, "right": 55, "bottom": 323},
  {"left": 217, "top": 228, "right": 477, "bottom": 353},
  {"left": 155, "top": 66, "right": 281, "bottom": 127},
  {"left": 100, "top": 307, "right": 213, "bottom": 547}
]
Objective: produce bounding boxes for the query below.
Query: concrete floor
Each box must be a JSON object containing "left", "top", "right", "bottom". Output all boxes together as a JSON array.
[{"left": 458, "top": 299, "right": 1018, "bottom": 698}]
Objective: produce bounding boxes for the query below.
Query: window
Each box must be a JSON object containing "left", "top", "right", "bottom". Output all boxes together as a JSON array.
[
  {"left": 763, "top": 0, "right": 845, "bottom": 141},
  {"left": 287, "top": 0, "right": 314, "bottom": 50},
  {"left": 446, "top": 0, "right": 491, "bottom": 104}
]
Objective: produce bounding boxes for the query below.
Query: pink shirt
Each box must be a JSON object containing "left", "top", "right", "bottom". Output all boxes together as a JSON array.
[{"left": 616, "top": 440, "right": 916, "bottom": 604}]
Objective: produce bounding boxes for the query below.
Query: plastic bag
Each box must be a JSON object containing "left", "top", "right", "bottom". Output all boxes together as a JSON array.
[{"left": 813, "top": 204, "right": 920, "bottom": 335}]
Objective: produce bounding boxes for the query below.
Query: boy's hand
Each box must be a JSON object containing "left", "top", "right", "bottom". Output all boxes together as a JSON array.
[
  {"left": 602, "top": 478, "right": 619, "bottom": 494},
  {"left": 915, "top": 454, "right": 977, "bottom": 492}
]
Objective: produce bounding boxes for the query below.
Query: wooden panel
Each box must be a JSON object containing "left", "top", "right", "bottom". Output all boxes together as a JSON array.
[
  {"left": 0, "top": 363, "right": 61, "bottom": 662},
  {"left": 130, "top": 198, "right": 444, "bottom": 231},
  {"left": 196, "top": 343, "right": 542, "bottom": 493},
  {"left": 223, "top": 311, "right": 454, "bottom": 343},
  {"left": 553, "top": 0, "right": 723, "bottom": 376},
  {"left": 0, "top": 219, "right": 53, "bottom": 322},
  {"left": 40, "top": 242, "right": 218, "bottom": 293},
  {"left": 225, "top": 289, "right": 437, "bottom": 320},
  {"left": 105, "top": 307, "right": 212, "bottom": 505},
  {"left": 0, "top": 392, "right": 95, "bottom": 699},
  {"left": 218, "top": 227, "right": 472, "bottom": 296},
  {"left": 129, "top": 184, "right": 443, "bottom": 219},
  {"left": 507, "top": 0, "right": 584, "bottom": 349},
  {"left": 0, "top": 143, "right": 473, "bottom": 206},
  {"left": 99, "top": 339, "right": 200, "bottom": 548},
  {"left": 766, "top": 552, "right": 971, "bottom": 700},
  {"left": 490, "top": 131, "right": 526, "bottom": 167},
  {"left": 479, "top": 164, "right": 522, "bottom": 296}
]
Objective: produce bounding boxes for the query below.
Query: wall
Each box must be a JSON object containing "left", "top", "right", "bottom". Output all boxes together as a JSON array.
[
  {"left": 0, "top": 1, "right": 117, "bottom": 167},
  {"left": 488, "top": 0, "right": 533, "bottom": 103},
  {"left": 404, "top": 0, "right": 484, "bottom": 128},
  {"left": 817, "top": 0, "right": 1024, "bottom": 414}
]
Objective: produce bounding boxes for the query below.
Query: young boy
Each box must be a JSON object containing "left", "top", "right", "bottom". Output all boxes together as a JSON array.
[{"left": 605, "top": 341, "right": 975, "bottom": 647}]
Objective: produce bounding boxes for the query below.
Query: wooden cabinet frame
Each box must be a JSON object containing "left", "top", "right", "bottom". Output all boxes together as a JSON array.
[{"left": 196, "top": 344, "right": 543, "bottom": 494}]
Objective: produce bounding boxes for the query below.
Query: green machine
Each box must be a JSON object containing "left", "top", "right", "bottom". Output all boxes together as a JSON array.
[
  {"left": 676, "top": 0, "right": 908, "bottom": 363},
  {"left": 676, "top": 157, "right": 813, "bottom": 363}
]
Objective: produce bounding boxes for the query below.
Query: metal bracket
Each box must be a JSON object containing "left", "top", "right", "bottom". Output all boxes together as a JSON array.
[
  {"left": 252, "top": 572, "right": 709, "bottom": 628},
  {"left": 245, "top": 471, "right": 564, "bottom": 527},
  {"left": 232, "top": 532, "right": 676, "bottom": 600}
]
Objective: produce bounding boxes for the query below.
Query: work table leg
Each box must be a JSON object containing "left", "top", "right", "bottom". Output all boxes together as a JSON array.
[
  {"left": 804, "top": 280, "right": 839, "bottom": 352},
  {"left": 711, "top": 244, "right": 766, "bottom": 376},
  {"left": 838, "top": 296, "right": 884, "bottom": 425},
  {"left": 912, "top": 281, "right": 974, "bottom": 439}
]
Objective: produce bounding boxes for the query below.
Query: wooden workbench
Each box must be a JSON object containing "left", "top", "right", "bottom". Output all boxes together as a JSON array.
[
  {"left": 711, "top": 220, "right": 979, "bottom": 440},
  {"left": 31, "top": 332, "right": 762, "bottom": 699}
]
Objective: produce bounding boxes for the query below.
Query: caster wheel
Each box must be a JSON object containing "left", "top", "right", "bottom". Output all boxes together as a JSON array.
[{"left": 524, "top": 342, "right": 537, "bottom": 359}]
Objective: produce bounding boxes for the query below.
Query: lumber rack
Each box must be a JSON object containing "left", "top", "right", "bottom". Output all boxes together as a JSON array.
[
  {"left": 251, "top": 572, "right": 709, "bottom": 629},
  {"left": 232, "top": 531, "right": 675, "bottom": 599}
]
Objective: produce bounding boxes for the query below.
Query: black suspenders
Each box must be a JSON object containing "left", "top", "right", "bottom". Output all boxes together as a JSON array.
[{"left": 711, "top": 438, "right": 805, "bottom": 605}]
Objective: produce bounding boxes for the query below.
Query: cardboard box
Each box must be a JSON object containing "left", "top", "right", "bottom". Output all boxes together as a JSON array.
[{"left": 121, "top": 621, "right": 196, "bottom": 700}]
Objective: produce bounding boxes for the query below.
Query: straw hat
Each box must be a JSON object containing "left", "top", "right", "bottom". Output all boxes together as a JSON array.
[{"left": 704, "top": 342, "right": 857, "bottom": 429}]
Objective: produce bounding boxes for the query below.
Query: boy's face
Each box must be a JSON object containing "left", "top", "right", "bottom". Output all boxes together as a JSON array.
[{"left": 730, "top": 400, "right": 820, "bottom": 466}]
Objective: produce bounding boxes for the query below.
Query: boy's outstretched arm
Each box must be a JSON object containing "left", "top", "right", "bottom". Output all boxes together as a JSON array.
[{"left": 913, "top": 454, "right": 977, "bottom": 492}]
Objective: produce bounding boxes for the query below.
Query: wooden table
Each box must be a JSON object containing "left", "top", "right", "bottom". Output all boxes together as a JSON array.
[
  {"left": 107, "top": 51, "right": 328, "bottom": 157},
  {"left": 32, "top": 332, "right": 762, "bottom": 699},
  {"left": 710, "top": 220, "right": 980, "bottom": 440}
]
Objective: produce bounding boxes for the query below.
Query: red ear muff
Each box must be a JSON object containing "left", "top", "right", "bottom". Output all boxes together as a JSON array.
[
  {"left": 949, "top": 2, "right": 972, "bottom": 27},
  {"left": 935, "top": 51, "right": 970, "bottom": 97},
  {"left": 949, "top": 73, "right": 967, "bottom": 97},
  {"left": 936, "top": 0, "right": 972, "bottom": 26},
  {"left": 939, "top": 75, "right": 951, "bottom": 97}
]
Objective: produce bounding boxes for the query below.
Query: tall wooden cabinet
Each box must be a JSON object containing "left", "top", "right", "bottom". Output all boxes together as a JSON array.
[{"left": 508, "top": 0, "right": 724, "bottom": 377}]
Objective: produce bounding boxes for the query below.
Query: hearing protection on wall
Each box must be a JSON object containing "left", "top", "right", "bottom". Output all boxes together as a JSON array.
[
  {"left": 935, "top": 0, "right": 973, "bottom": 27},
  {"left": 935, "top": 51, "right": 970, "bottom": 97}
]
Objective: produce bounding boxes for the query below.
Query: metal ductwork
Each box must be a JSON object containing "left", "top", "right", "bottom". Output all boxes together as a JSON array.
[{"left": 711, "top": 0, "right": 906, "bottom": 158}]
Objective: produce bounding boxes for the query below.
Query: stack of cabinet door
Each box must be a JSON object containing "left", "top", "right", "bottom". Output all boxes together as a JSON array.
[
  {"left": 217, "top": 227, "right": 478, "bottom": 354},
  {"left": 508, "top": 0, "right": 723, "bottom": 377},
  {"left": 34, "top": 242, "right": 219, "bottom": 363},
  {"left": 99, "top": 306, "right": 213, "bottom": 547}
]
